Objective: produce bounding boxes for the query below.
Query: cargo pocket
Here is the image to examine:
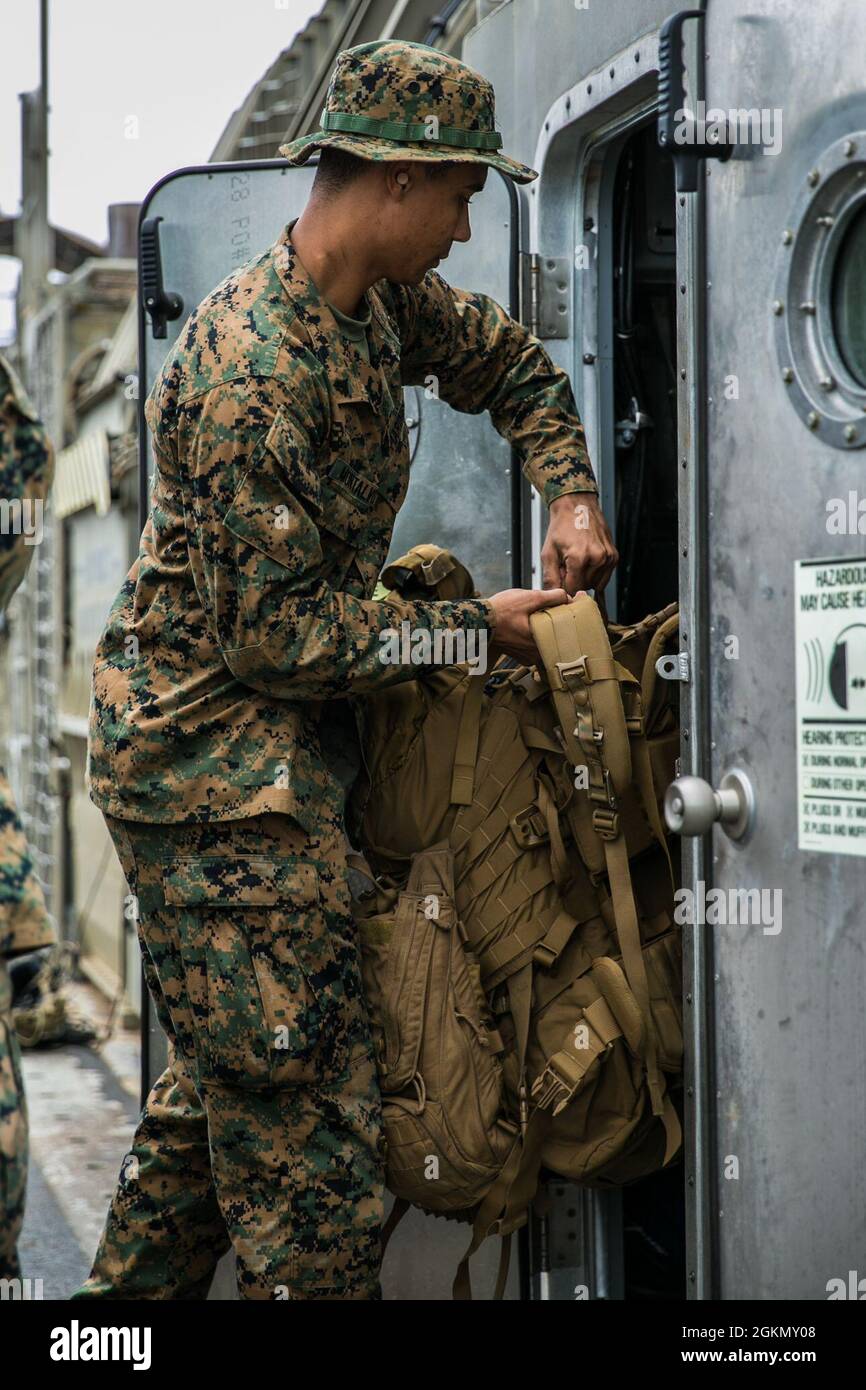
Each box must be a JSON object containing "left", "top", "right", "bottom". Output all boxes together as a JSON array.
[{"left": 163, "top": 855, "right": 348, "bottom": 1090}]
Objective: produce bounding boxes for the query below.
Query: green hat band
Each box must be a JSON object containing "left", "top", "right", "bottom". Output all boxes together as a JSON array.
[{"left": 320, "top": 109, "right": 503, "bottom": 151}]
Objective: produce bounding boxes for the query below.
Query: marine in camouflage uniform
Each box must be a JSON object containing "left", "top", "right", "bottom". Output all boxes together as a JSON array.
[
  {"left": 74, "top": 41, "right": 608, "bottom": 1300},
  {"left": 0, "top": 352, "right": 56, "bottom": 1280}
]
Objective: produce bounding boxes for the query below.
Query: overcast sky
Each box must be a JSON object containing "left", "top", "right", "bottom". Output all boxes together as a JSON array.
[{"left": 0, "top": 0, "right": 321, "bottom": 339}]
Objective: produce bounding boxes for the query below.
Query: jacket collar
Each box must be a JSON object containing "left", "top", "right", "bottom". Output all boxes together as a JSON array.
[{"left": 271, "top": 222, "right": 399, "bottom": 415}]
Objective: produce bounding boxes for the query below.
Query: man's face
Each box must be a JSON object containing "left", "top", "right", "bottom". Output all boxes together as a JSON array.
[{"left": 379, "top": 163, "right": 489, "bottom": 284}]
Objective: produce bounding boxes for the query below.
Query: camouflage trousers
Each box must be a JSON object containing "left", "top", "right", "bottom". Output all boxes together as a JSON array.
[
  {"left": 0, "top": 978, "right": 27, "bottom": 1280},
  {"left": 72, "top": 810, "right": 385, "bottom": 1300}
]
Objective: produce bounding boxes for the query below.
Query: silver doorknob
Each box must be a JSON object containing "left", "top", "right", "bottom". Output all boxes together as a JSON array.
[{"left": 664, "top": 769, "right": 755, "bottom": 841}]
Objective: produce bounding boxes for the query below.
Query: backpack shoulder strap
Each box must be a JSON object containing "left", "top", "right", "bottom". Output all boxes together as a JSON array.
[{"left": 528, "top": 598, "right": 677, "bottom": 1160}]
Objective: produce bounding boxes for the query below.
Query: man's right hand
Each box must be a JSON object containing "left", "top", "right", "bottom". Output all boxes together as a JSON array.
[{"left": 486, "top": 587, "right": 573, "bottom": 666}]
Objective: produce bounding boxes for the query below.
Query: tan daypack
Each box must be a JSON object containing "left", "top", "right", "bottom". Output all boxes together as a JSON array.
[{"left": 347, "top": 544, "right": 683, "bottom": 1297}]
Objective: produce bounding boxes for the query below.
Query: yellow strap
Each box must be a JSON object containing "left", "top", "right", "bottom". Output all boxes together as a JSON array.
[{"left": 450, "top": 671, "right": 486, "bottom": 805}]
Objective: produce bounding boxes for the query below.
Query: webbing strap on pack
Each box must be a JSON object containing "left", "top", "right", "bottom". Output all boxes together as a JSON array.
[
  {"left": 450, "top": 671, "right": 486, "bottom": 805},
  {"left": 452, "top": 1106, "right": 552, "bottom": 1300},
  {"left": 451, "top": 959, "right": 542, "bottom": 1300},
  {"left": 528, "top": 597, "right": 667, "bottom": 1125},
  {"left": 477, "top": 902, "right": 581, "bottom": 992},
  {"left": 530, "top": 995, "right": 622, "bottom": 1115}
]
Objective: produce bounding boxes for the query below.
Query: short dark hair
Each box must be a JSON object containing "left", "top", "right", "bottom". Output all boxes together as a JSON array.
[
  {"left": 313, "top": 146, "right": 370, "bottom": 195},
  {"left": 313, "top": 148, "right": 469, "bottom": 196}
]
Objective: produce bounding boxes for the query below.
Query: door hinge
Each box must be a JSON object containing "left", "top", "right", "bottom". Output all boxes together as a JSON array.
[
  {"left": 655, "top": 650, "right": 690, "bottom": 683},
  {"left": 520, "top": 253, "right": 570, "bottom": 339}
]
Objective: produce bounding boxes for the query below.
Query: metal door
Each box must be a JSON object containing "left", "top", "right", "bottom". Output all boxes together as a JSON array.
[
  {"left": 673, "top": 0, "right": 866, "bottom": 1298},
  {"left": 136, "top": 157, "right": 523, "bottom": 1298}
]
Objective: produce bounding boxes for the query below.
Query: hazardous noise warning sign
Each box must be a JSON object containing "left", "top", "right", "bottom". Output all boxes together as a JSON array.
[{"left": 796, "top": 557, "right": 866, "bottom": 855}]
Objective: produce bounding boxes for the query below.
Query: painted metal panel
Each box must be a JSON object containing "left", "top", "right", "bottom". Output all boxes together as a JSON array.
[{"left": 702, "top": 0, "right": 866, "bottom": 1298}]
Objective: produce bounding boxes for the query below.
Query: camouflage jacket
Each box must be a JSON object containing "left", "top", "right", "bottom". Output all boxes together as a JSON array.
[
  {"left": 0, "top": 353, "right": 55, "bottom": 964},
  {"left": 0, "top": 354, "right": 54, "bottom": 613},
  {"left": 87, "top": 223, "right": 597, "bottom": 830}
]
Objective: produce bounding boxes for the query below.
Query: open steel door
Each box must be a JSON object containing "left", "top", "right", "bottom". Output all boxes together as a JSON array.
[
  {"left": 669, "top": 0, "right": 866, "bottom": 1298},
  {"left": 136, "top": 158, "right": 524, "bottom": 1299}
]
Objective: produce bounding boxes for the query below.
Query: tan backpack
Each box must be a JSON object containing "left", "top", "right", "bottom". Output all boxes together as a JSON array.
[{"left": 347, "top": 545, "right": 683, "bottom": 1298}]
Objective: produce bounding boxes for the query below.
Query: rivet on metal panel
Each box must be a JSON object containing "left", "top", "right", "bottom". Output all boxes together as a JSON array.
[
  {"left": 782, "top": 367, "right": 793, "bottom": 382},
  {"left": 680, "top": 368, "right": 686, "bottom": 380},
  {"left": 799, "top": 301, "right": 816, "bottom": 314},
  {"left": 819, "top": 376, "right": 835, "bottom": 391},
  {"left": 844, "top": 425, "right": 858, "bottom": 443},
  {"left": 609, "top": 67, "right": 615, "bottom": 78},
  {"left": 686, "top": 994, "right": 693, "bottom": 1005},
  {"left": 806, "top": 411, "right": 820, "bottom": 429},
  {"left": 807, "top": 168, "right": 820, "bottom": 186},
  {"left": 635, "top": 52, "right": 640, "bottom": 63},
  {"left": 782, "top": 229, "right": 793, "bottom": 245},
  {"left": 679, "top": 196, "right": 685, "bottom": 207},
  {"left": 772, "top": 300, "right": 784, "bottom": 315},
  {"left": 844, "top": 140, "right": 857, "bottom": 157}
]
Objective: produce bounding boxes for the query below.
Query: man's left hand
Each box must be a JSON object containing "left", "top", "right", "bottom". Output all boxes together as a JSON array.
[{"left": 540, "top": 492, "right": 619, "bottom": 596}]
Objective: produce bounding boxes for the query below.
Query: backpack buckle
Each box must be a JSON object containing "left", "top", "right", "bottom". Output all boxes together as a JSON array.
[
  {"left": 510, "top": 803, "right": 549, "bottom": 847},
  {"left": 592, "top": 807, "right": 620, "bottom": 840},
  {"left": 553, "top": 657, "right": 587, "bottom": 692}
]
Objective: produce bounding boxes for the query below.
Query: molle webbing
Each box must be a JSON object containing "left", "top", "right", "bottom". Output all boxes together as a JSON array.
[{"left": 529, "top": 598, "right": 667, "bottom": 1128}]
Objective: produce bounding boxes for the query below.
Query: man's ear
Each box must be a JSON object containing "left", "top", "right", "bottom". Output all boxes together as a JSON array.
[{"left": 385, "top": 162, "right": 414, "bottom": 196}]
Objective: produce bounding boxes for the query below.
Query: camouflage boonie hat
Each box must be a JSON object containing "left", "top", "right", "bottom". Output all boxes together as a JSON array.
[{"left": 278, "top": 40, "right": 538, "bottom": 185}]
